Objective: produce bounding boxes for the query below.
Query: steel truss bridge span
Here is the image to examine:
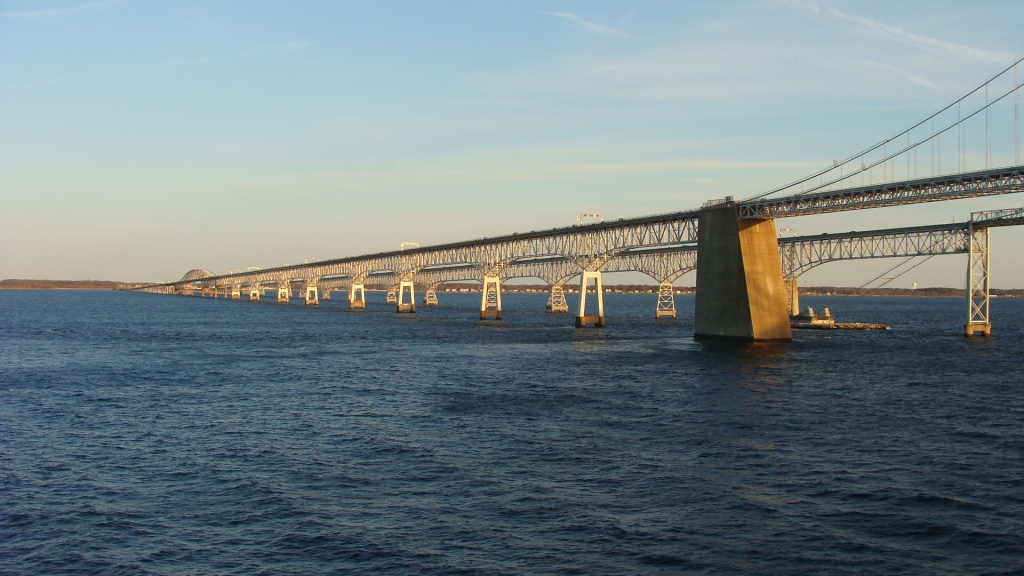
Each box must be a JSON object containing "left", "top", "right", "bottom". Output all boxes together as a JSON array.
[
  {"left": 140, "top": 165, "right": 1023, "bottom": 296},
  {"left": 141, "top": 206, "right": 1023, "bottom": 330}
]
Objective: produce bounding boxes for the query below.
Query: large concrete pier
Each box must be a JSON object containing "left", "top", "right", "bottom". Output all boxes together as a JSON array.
[{"left": 694, "top": 202, "right": 792, "bottom": 341}]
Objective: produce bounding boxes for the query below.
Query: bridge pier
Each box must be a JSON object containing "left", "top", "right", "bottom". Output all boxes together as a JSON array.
[
  {"left": 277, "top": 282, "right": 291, "bottom": 304},
  {"left": 576, "top": 271, "right": 605, "bottom": 327},
  {"left": 396, "top": 280, "right": 416, "bottom": 313},
  {"left": 305, "top": 284, "right": 319, "bottom": 306},
  {"left": 350, "top": 284, "right": 366, "bottom": 309},
  {"left": 249, "top": 286, "right": 260, "bottom": 301},
  {"left": 231, "top": 286, "right": 241, "bottom": 300},
  {"left": 694, "top": 202, "right": 792, "bottom": 341},
  {"left": 785, "top": 277, "right": 800, "bottom": 317},
  {"left": 480, "top": 276, "right": 502, "bottom": 319},
  {"left": 546, "top": 285, "right": 569, "bottom": 313},
  {"left": 423, "top": 287, "right": 439, "bottom": 306},
  {"left": 386, "top": 287, "right": 398, "bottom": 304},
  {"left": 965, "top": 225, "right": 991, "bottom": 336},
  {"left": 655, "top": 282, "right": 676, "bottom": 319},
  {"left": 321, "top": 289, "right": 331, "bottom": 300}
]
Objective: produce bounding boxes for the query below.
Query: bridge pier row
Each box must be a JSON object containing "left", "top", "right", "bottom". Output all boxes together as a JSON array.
[
  {"left": 277, "top": 283, "right": 291, "bottom": 304},
  {"left": 305, "top": 285, "right": 319, "bottom": 306},
  {"left": 396, "top": 280, "right": 416, "bottom": 313},
  {"left": 655, "top": 282, "right": 676, "bottom": 319},
  {"left": 349, "top": 284, "right": 367, "bottom": 309},
  {"left": 694, "top": 203, "right": 792, "bottom": 341},
  {"left": 480, "top": 276, "right": 502, "bottom": 319},
  {"left": 546, "top": 285, "right": 569, "bottom": 313},
  {"left": 576, "top": 271, "right": 605, "bottom": 328}
]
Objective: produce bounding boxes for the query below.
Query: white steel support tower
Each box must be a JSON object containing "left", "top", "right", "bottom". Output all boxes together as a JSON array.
[
  {"left": 349, "top": 284, "right": 366, "bottom": 309},
  {"left": 965, "top": 223, "right": 991, "bottom": 336},
  {"left": 423, "top": 287, "right": 439, "bottom": 306},
  {"left": 480, "top": 276, "right": 502, "bottom": 320},
  {"left": 655, "top": 282, "right": 676, "bottom": 319},
  {"left": 397, "top": 280, "right": 416, "bottom": 313},
  {"left": 304, "top": 283, "right": 319, "bottom": 306},
  {"left": 576, "top": 271, "right": 605, "bottom": 327},
  {"left": 546, "top": 285, "right": 569, "bottom": 313}
]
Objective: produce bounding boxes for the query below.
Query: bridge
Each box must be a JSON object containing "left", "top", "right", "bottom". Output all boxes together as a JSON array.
[{"left": 129, "top": 60, "right": 1024, "bottom": 339}]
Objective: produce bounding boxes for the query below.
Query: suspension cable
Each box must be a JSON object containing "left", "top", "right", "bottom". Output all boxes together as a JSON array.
[{"left": 743, "top": 56, "right": 1024, "bottom": 202}]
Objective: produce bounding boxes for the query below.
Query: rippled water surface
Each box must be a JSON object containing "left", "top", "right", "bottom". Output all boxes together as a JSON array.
[{"left": 1, "top": 290, "right": 1023, "bottom": 574}]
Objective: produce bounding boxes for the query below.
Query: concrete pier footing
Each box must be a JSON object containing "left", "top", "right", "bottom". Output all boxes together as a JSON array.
[
  {"left": 694, "top": 203, "right": 792, "bottom": 341},
  {"left": 249, "top": 287, "right": 260, "bottom": 301},
  {"left": 964, "top": 322, "right": 992, "bottom": 337},
  {"left": 304, "top": 285, "right": 319, "bottom": 306},
  {"left": 277, "top": 284, "right": 291, "bottom": 304}
]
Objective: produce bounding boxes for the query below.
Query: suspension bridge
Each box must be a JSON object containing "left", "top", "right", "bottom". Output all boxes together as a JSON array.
[{"left": 128, "top": 60, "right": 1024, "bottom": 340}]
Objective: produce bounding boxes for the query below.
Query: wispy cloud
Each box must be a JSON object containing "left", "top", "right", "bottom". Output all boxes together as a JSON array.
[
  {"left": 828, "top": 8, "right": 1010, "bottom": 63},
  {"left": 540, "top": 12, "right": 631, "bottom": 39},
  {"left": 0, "top": 0, "right": 124, "bottom": 19},
  {"left": 864, "top": 61, "right": 936, "bottom": 89},
  {"left": 240, "top": 158, "right": 805, "bottom": 191}
]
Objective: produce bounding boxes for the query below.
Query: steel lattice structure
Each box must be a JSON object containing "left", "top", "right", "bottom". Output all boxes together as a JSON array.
[{"left": 739, "top": 166, "right": 1024, "bottom": 218}]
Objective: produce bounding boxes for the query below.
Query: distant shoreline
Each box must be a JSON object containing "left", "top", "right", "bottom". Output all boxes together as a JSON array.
[{"left": 0, "top": 280, "right": 129, "bottom": 290}]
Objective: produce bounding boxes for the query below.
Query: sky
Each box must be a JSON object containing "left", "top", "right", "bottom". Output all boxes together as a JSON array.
[{"left": 1, "top": 0, "right": 1023, "bottom": 288}]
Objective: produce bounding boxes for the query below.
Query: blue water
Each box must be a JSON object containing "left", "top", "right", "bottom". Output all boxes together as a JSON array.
[{"left": 1, "top": 290, "right": 1022, "bottom": 574}]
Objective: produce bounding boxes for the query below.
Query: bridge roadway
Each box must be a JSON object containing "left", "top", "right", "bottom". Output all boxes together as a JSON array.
[{"left": 133, "top": 201, "right": 1024, "bottom": 333}]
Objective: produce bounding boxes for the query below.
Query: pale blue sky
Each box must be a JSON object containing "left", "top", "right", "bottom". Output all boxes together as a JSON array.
[{"left": 2, "top": 0, "right": 1023, "bottom": 287}]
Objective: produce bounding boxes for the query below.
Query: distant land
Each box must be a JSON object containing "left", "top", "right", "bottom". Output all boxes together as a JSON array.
[
  {"left": 2, "top": 279, "right": 1022, "bottom": 297},
  {"left": 0, "top": 279, "right": 129, "bottom": 290}
]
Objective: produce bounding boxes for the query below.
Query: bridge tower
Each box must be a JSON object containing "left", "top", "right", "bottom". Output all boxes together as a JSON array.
[
  {"left": 480, "top": 276, "right": 502, "bottom": 319},
  {"left": 576, "top": 271, "right": 605, "bottom": 327},
  {"left": 965, "top": 224, "right": 991, "bottom": 336},
  {"left": 694, "top": 201, "right": 792, "bottom": 341}
]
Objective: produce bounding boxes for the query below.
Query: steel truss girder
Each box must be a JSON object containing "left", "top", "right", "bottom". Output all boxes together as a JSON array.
[{"left": 740, "top": 166, "right": 1024, "bottom": 219}]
